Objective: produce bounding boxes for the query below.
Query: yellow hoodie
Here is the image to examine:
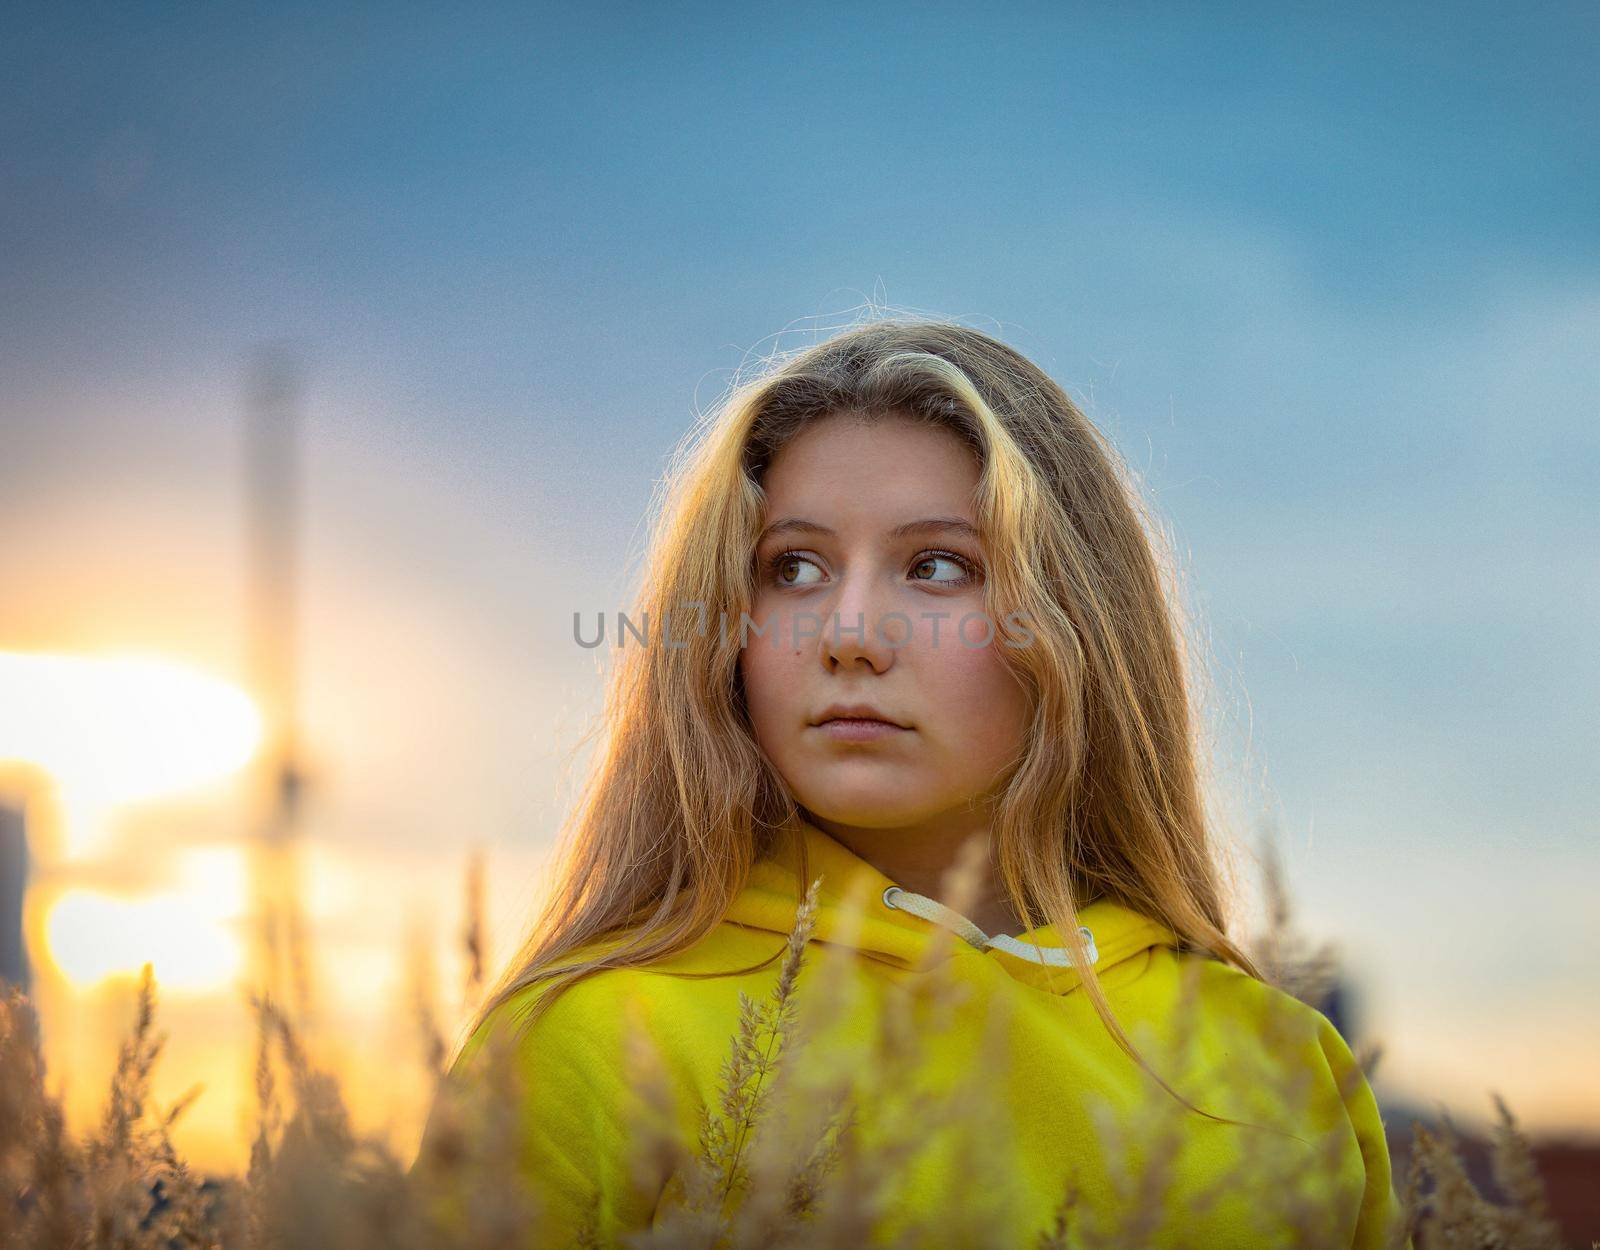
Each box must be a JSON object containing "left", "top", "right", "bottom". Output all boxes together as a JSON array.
[{"left": 418, "top": 820, "right": 1407, "bottom": 1248}]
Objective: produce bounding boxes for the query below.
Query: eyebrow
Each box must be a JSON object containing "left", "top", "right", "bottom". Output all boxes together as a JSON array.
[{"left": 757, "top": 516, "right": 982, "bottom": 544}]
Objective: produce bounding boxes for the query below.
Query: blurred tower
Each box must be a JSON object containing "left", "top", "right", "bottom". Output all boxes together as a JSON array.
[
  {"left": 0, "top": 801, "right": 28, "bottom": 993},
  {"left": 243, "top": 345, "right": 317, "bottom": 1031}
]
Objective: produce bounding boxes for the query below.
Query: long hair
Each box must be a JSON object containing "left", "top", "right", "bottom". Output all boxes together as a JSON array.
[{"left": 457, "top": 316, "right": 1264, "bottom": 1119}]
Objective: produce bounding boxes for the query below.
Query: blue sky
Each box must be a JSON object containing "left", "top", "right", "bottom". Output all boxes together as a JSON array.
[{"left": 3, "top": 1, "right": 1597, "bottom": 1129}]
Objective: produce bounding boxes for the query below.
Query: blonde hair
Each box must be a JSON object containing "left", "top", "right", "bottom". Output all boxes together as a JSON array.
[{"left": 461, "top": 317, "right": 1264, "bottom": 1121}]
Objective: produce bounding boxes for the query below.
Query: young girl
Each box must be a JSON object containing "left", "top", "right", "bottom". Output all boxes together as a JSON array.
[{"left": 413, "top": 321, "right": 1406, "bottom": 1248}]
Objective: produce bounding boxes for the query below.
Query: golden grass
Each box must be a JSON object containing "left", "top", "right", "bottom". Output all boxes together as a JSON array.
[{"left": 0, "top": 836, "right": 1587, "bottom": 1250}]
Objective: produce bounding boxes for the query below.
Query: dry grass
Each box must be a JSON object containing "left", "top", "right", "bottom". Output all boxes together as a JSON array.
[{"left": 0, "top": 836, "right": 1587, "bottom": 1249}]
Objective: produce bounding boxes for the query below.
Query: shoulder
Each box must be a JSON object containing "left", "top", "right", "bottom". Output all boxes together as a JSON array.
[
  {"left": 451, "top": 963, "right": 657, "bottom": 1086},
  {"left": 1173, "top": 954, "right": 1406, "bottom": 1246},
  {"left": 441, "top": 965, "right": 694, "bottom": 1183},
  {"left": 424, "top": 963, "right": 695, "bottom": 1245},
  {"left": 449, "top": 925, "right": 782, "bottom": 1103},
  {"left": 1121, "top": 949, "right": 1404, "bottom": 1243},
  {"left": 1119, "top": 947, "right": 1381, "bottom": 1126},
  {"left": 1132, "top": 945, "right": 1351, "bottom": 1046}
]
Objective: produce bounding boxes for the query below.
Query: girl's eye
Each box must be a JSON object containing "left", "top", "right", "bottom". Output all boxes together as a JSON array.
[
  {"left": 768, "top": 550, "right": 825, "bottom": 586},
  {"left": 909, "top": 551, "right": 979, "bottom": 586}
]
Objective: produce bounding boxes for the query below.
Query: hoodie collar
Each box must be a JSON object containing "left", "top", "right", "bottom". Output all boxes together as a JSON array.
[{"left": 723, "top": 818, "right": 1179, "bottom": 996}]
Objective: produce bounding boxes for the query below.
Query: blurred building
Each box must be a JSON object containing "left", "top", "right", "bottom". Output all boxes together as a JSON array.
[{"left": 0, "top": 801, "right": 28, "bottom": 993}]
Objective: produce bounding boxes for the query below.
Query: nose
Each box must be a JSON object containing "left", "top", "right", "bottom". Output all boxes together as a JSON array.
[{"left": 820, "top": 570, "right": 901, "bottom": 674}]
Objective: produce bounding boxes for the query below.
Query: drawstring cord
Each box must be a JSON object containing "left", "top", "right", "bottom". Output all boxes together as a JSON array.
[{"left": 882, "top": 885, "right": 1099, "bottom": 968}]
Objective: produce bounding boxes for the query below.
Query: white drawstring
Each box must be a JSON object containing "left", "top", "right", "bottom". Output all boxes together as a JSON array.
[{"left": 882, "top": 885, "right": 1099, "bottom": 968}]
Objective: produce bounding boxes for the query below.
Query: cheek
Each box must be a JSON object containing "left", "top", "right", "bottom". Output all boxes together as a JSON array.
[
  {"left": 739, "top": 591, "right": 818, "bottom": 726},
  {"left": 920, "top": 640, "right": 1030, "bottom": 754},
  {"left": 738, "top": 631, "right": 801, "bottom": 739}
]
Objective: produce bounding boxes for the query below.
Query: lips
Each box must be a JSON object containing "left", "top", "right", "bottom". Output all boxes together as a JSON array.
[
  {"left": 812, "top": 716, "right": 908, "bottom": 743},
  {"left": 812, "top": 703, "right": 911, "bottom": 730}
]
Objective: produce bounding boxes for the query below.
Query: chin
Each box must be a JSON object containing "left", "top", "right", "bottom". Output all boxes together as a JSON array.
[{"left": 793, "top": 775, "right": 942, "bottom": 829}]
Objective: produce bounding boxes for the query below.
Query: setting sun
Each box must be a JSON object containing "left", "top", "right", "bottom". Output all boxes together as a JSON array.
[{"left": 0, "top": 649, "right": 263, "bottom": 856}]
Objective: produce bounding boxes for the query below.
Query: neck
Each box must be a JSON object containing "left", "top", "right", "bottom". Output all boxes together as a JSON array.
[{"left": 801, "top": 807, "right": 1030, "bottom": 939}]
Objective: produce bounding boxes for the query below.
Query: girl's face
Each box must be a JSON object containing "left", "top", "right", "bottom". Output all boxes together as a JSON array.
[{"left": 739, "top": 411, "right": 1031, "bottom": 833}]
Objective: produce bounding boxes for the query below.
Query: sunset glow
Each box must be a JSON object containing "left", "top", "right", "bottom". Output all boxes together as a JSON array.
[
  {"left": 43, "top": 846, "right": 250, "bottom": 991},
  {"left": 0, "top": 650, "right": 263, "bottom": 856}
]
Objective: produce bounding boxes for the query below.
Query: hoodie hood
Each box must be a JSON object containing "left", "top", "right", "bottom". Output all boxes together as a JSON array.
[{"left": 722, "top": 818, "right": 1181, "bottom": 996}]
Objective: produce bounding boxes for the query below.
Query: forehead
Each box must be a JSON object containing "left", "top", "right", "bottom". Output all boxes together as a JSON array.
[{"left": 759, "top": 412, "right": 982, "bottom": 516}]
